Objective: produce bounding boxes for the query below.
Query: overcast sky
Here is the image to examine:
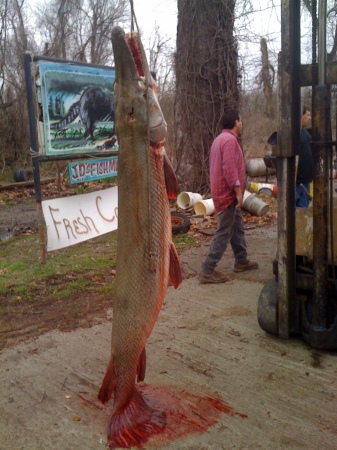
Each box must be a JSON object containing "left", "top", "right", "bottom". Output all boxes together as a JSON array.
[
  {"left": 130, "top": 1, "right": 281, "bottom": 37},
  {"left": 131, "top": 1, "right": 281, "bottom": 46},
  {"left": 28, "top": 0, "right": 285, "bottom": 89},
  {"left": 131, "top": 0, "right": 178, "bottom": 44},
  {"left": 130, "top": 0, "right": 282, "bottom": 89}
]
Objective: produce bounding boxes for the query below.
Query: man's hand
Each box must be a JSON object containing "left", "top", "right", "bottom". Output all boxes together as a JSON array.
[{"left": 234, "top": 186, "right": 243, "bottom": 210}]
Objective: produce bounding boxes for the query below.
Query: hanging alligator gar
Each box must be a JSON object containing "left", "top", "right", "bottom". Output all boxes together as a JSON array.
[{"left": 98, "top": 26, "right": 182, "bottom": 449}]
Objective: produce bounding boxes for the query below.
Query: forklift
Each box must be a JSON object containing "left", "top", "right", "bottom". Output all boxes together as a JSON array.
[{"left": 257, "top": 0, "right": 337, "bottom": 349}]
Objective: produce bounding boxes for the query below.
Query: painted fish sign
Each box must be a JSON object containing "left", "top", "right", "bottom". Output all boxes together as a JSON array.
[
  {"left": 97, "top": 27, "right": 182, "bottom": 448},
  {"left": 38, "top": 61, "right": 116, "bottom": 156}
]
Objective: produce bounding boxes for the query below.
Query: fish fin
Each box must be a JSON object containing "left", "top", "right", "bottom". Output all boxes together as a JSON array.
[
  {"left": 108, "top": 388, "right": 166, "bottom": 448},
  {"left": 137, "top": 346, "right": 146, "bottom": 382},
  {"left": 163, "top": 152, "right": 178, "bottom": 199},
  {"left": 169, "top": 242, "right": 182, "bottom": 289},
  {"left": 98, "top": 356, "right": 116, "bottom": 404}
]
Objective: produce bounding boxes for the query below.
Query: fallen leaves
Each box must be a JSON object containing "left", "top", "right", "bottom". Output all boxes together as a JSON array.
[{"left": 173, "top": 190, "right": 277, "bottom": 238}]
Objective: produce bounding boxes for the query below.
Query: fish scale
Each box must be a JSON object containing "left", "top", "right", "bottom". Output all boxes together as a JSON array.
[{"left": 98, "top": 26, "right": 182, "bottom": 449}]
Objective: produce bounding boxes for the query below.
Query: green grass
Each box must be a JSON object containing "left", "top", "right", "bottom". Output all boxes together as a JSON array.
[
  {"left": 0, "top": 232, "right": 117, "bottom": 301},
  {"left": 0, "top": 169, "right": 16, "bottom": 184},
  {"left": 0, "top": 229, "right": 197, "bottom": 303},
  {"left": 0, "top": 164, "right": 30, "bottom": 183},
  {"left": 172, "top": 233, "right": 197, "bottom": 252},
  {"left": 54, "top": 279, "right": 93, "bottom": 299},
  {"left": 98, "top": 176, "right": 117, "bottom": 184},
  {"left": 0, "top": 195, "right": 16, "bottom": 206}
]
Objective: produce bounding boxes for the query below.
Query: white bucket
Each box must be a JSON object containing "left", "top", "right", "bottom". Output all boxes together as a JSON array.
[
  {"left": 257, "top": 183, "right": 274, "bottom": 196},
  {"left": 259, "top": 187, "right": 273, "bottom": 196},
  {"left": 194, "top": 198, "right": 215, "bottom": 216},
  {"left": 243, "top": 190, "right": 251, "bottom": 203},
  {"left": 242, "top": 192, "right": 269, "bottom": 217},
  {"left": 246, "top": 158, "right": 268, "bottom": 177},
  {"left": 177, "top": 192, "right": 203, "bottom": 209}
]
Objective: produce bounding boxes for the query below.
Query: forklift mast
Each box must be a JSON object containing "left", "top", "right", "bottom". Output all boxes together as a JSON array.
[{"left": 258, "top": 0, "right": 337, "bottom": 349}]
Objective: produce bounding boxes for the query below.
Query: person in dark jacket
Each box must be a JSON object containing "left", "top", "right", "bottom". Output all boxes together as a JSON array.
[{"left": 296, "top": 106, "right": 313, "bottom": 207}]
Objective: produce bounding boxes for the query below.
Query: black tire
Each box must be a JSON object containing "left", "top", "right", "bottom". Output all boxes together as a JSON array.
[
  {"left": 257, "top": 279, "right": 279, "bottom": 335},
  {"left": 13, "top": 168, "right": 25, "bottom": 182},
  {"left": 23, "top": 168, "right": 33, "bottom": 181},
  {"left": 171, "top": 211, "right": 190, "bottom": 235}
]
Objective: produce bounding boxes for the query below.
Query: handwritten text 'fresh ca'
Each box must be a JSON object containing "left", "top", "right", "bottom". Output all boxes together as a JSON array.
[{"left": 42, "top": 186, "right": 118, "bottom": 251}]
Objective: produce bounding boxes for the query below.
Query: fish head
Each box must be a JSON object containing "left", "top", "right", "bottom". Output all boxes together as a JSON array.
[{"left": 111, "top": 26, "right": 167, "bottom": 144}]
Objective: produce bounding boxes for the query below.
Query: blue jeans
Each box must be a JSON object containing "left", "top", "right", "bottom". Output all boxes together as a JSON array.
[
  {"left": 296, "top": 183, "right": 311, "bottom": 208},
  {"left": 202, "top": 201, "right": 247, "bottom": 273}
]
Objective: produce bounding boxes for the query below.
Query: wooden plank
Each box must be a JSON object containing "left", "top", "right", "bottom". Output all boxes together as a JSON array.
[
  {"left": 300, "top": 62, "right": 337, "bottom": 87},
  {"left": 0, "top": 177, "right": 55, "bottom": 190}
]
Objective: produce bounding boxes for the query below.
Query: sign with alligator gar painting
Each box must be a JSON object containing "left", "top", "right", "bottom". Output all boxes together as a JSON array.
[
  {"left": 42, "top": 187, "right": 118, "bottom": 251},
  {"left": 68, "top": 157, "right": 118, "bottom": 184},
  {"left": 37, "top": 60, "right": 117, "bottom": 156}
]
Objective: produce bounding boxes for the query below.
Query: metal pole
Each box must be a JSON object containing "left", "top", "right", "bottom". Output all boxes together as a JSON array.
[
  {"left": 276, "top": 0, "right": 301, "bottom": 338},
  {"left": 318, "top": 0, "right": 327, "bottom": 86},
  {"left": 312, "top": 0, "right": 329, "bottom": 329},
  {"left": 24, "top": 52, "right": 47, "bottom": 263}
]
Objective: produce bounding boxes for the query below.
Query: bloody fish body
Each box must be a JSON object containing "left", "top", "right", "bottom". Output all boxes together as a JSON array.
[{"left": 98, "top": 26, "right": 182, "bottom": 448}]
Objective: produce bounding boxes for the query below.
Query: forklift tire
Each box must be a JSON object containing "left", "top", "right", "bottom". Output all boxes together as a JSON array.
[
  {"left": 257, "top": 279, "right": 279, "bottom": 335},
  {"left": 171, "top": 212, "right": 190, "bottom": 235}
]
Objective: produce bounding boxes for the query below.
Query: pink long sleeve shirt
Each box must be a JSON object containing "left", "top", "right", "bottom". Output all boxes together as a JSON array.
[{"left": 209, "top": 129, "right": 246, "bottom": 213}]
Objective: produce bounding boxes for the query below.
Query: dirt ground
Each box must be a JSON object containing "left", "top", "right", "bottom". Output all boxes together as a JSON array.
[
  {"left": 0, "top": 180, "right": 120, "bottom": 351},
  {"left": 1, "top": 220, "right": 337, "bottom": 449},
  {"left": 0, "top": 178, "right": 277, "bottom": 351},
  {"left": 2, "top": 179, "right": 337, "bottom": 449}
]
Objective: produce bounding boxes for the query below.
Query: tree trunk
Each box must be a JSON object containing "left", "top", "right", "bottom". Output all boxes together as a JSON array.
[
  {"left": 175, "top": 0, "right": 239, "bottom": 194},
  {"left": 260, "top": 37, "right": 274, "bottom": 118}
]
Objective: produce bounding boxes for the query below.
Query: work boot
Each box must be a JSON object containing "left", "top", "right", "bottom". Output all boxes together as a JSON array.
[
  {"left": 234, "top": 259, "right": 259, "bottom": 273},
  {"left": 198, "top": 270, "right": 229, "bottom": 284}
]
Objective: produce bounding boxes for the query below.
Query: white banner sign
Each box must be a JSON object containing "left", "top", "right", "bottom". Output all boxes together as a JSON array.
[{"left": 42, "top": 186, "right": 118, "bottom": 251}]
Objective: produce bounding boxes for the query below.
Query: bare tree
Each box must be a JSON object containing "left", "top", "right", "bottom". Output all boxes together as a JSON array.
[
  {"left": 327, "top": 4, "right": 337, "bottom": 61},
  {"left": 257, "top": 37, "right": 275, "bottom": 118},
  {"left": 302, "top": 0, "right": 337, "bottom": 61},
  {"left": 0, "top": 0, "right": 9, "bottom": 99},
  {"left": 139, "top": 25, "right": 176, "bottom": 159},
  {"left": 175, "top": 0, "right": 240, "bottom": 193},
  {"left": 35, "top": 0, "right": 129, "bottom": 64},
  {"left": 146, "top": 25, "right": 174, "bottom": 96},
  {"left": 0, "top": 0, "right": 132, "bottom": 168},
  {"left": 0, "top": 0, "right": 34, "bottom": 165}
]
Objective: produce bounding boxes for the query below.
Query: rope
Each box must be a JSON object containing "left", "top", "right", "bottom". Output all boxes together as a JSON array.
[
  {"left": 129, "top": 0, "right": 140, "bottom": 34},
  {"left": 130, "top": 0, "right": 134, "bottom": 31},
  {"left": 30, "top": 147, "right": 40, "bottom": 158},
  {"left": 128, "top": 0, "right": 155, "bottom": 266}
]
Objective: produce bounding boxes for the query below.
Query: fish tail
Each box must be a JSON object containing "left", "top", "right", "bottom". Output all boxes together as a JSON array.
[
  {"left": 107, "top": 388, "right": 166, "bottom": 449},
  {"left": 98, "top": 356, "right": 116, "bottom": 404}
]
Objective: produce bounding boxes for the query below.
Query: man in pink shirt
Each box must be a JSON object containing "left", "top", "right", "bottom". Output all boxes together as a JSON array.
[{"left": 199, "top": 109, "right": 258, "bottom": 283}]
